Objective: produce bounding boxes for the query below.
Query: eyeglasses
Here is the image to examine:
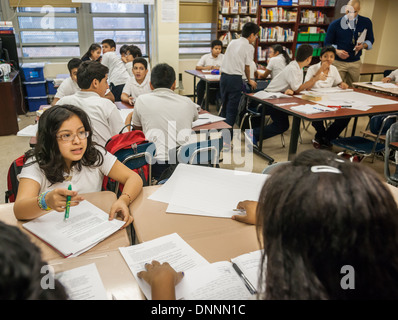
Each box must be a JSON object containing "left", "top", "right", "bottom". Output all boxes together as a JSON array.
[{"left": 56, "top": 131, "right": 90, "bottom": 142}]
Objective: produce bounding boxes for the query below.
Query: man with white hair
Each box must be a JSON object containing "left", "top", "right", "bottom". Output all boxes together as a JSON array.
[{"left": 324, "top": 0, "right": 374, "bottom": 87}]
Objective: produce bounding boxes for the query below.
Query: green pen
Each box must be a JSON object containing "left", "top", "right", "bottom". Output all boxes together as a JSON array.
[{"left": 64, "top": 184, "right": 72, "bottom": 221}]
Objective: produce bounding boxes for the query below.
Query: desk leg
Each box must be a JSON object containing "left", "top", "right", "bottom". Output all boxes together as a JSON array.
[
  {"left": 193, "top": 77, "right": 197, "bottom": 103},
  {"left": 205, "top": 81, "right": 209, "bottom": 111},
  {"left": 288, "top": 116, "right": 301, "bottom": 161},
  {"left": 351, "top": 117, "right": 358, "bottom": 136}
]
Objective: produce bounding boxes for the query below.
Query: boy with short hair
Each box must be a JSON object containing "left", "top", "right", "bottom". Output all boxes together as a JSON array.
[
  {"left": 248, "top": 44, "right": 328, "bottom": 146},
  {"left": 122, "top": 57, "right": 151, "bottom": 107},
  {"left": 101, "top": 39, "right": 130, "bottom": 102},
  {"left": 51, "top": 58, "right": 82, "bottom": 106},
  {"left": 220, "top": 22, "right": 259, "bottom": 129},
  {"left": 56, "top": 61, "right": 125, "bottom": 147},
  {"left": 195, "top": 39, "right": 224, "bottom": 107},
  {"left": 131, "top": 63, "right": 199, "bottom": 180}
]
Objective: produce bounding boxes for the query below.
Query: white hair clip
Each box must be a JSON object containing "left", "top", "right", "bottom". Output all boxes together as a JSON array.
[{"left": 311, "top": 165, "right": 342, "bottom": 174}]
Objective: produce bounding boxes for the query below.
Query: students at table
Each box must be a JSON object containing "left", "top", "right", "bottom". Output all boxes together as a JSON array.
[
  {"left": 382, "top": 69, "right": 398, "bottom": 84},
  {"left": 304, "top": 46, "right": 350, "bottom": 149},
  {"left": 138, "top": 149, "right": 398, "bottom": 299},
  {"left": 14, "top": 104, "right": 143, "bottom": 228},
  {"left": 258, "top": 44, "right": 291, "bottom": 80},
  {"left": 0, "top": 221, "right": 68, "bottom": 300}
]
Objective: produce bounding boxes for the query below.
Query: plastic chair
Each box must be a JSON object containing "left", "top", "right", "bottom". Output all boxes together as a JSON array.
[
  {"left": 384, "top": 122, "right": 398, "bottom": 187},
  {"left": 175, "top": 138, "right": 223, "bottom": 167},
  {"left": 331, "top": 114, "right": 398, "bottom": 162},
  {"left": 262, "top": 161, "right": 290, "bottom": 174}
]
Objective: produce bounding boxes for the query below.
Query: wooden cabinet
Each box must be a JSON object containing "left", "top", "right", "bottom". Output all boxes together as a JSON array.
[{"left": 0, "top": 71, "right": 25, "bottom": 136}]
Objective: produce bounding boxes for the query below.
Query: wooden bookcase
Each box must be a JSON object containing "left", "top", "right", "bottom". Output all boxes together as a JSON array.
[{"left": 216, "top": 0, "right": 336, "bottom": 66}]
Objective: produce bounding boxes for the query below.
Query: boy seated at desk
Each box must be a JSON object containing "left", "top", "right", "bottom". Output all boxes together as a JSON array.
[
  {"left": 382, "top": 69, "right": 398, "bottom": 84},
  {"left": 101, "top": 39, "right": 131, "bottom": 102},
  {"left": 195, "top": 39, "right": 224, "bottom": 107},
  {"left": 56, "top": 61, "right": 125, "bottom": 147},
  {"left": 130, "top": 63, "right": 199, "bottom": 181},
  {"left": 304, "top": 46, "right": 350, "bottom": 149},
  {"left": 124, "top": 45, "right": 150, "bottom": 78},
  {"left": 122, "top": 58, "right": 152, "bottom": 126},
  {"left": 245, "top": 44, "right": 327, "bottom": 146},
  {"left": 246, "top": 44, "right": 328, "bottom": 146}
]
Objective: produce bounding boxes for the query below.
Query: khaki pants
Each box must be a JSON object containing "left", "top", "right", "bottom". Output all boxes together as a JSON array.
[{"left": 333, "top": 60, "right": 362, "bottom": 87}]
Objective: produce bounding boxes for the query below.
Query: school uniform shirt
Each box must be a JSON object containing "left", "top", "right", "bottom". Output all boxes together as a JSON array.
[
  {"left": 19, "top": 147, "right": 117, "bottom": 195},
  {"left": 197, "top": 53, "right": 224, "bottom": 69},
  {"left": 220, "top": 37, "right": 254, "bottom": 76},
  {"left": 388, "top": 69, "right": 398, "bottom": 82},
  {"left": 242, "top": 60, "right": 257, "bottom": 81},
  {"left": 56, "top": 91, "right": 125, "bottom": 147},
  {"left": 125, "top": 61, "right": 134, "bottom": 77},
  {"left": 266, "top": 55, "right": 287, "bottom": 79},
  {"left": 122, "top": 74, "right": 151, "bottom": 101},
  {"left": 304, "top": 62, "right": 343, "bottom": 88},
  {"left": 101, "top": 51, "right": 130, "bottom": 86},
  {"left": 54, "top": 77, "right": 80, "bottom": 99},
  {"left": 265, "top": 60, "right": 303, "bottom": 93},
  {"left": 132, "top": 88, "right": 199, "bottom": 162}
]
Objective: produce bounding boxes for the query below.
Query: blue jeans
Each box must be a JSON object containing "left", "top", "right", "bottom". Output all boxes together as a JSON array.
[
  {"left": 220, "top": 74, "right": 245, "bottom": 127},
  {"left": 253, "top": 106, "right": 289, "bottom": 141}
]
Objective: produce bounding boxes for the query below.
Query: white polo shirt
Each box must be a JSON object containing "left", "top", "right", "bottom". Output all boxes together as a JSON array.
[
  {"left": 56, "top": 91, "right": 125, "bottom": 147},
  {"left": 388, "top": 69, "right": 398, "bottom": 82},
  {"left": 265, "top": 60, "right": 303, "bottom": 93},
  {"left": 132, "top": 88, "right": 199, "bottom": 161},
  {"left": 101, "top": 52, "right": 130, "bottom": 86},
  {"left": 304, "top": 62, "right": 342, "bottom": 88},
  {"left": 266, "top": 55, "right": 287, "bottom": 79},
  {"left": 122, "top": 74, "right": 151, "bottom": 101},
  {"left": 197, "top": 53, "right": 224, "bottom": 69},
  {"left": 54, "top": 77, "right": 80, "bottom": 99},
  {"left": 220, "top": 37, "right": 254, "bottom": 76},
  {"left": 19, "top": 147, "right": 117, "bottom": 195}
]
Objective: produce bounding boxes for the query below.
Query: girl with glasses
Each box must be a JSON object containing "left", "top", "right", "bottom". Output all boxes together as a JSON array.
[{"left": 14, "top": 104, "right": 143, "bottom": 228}]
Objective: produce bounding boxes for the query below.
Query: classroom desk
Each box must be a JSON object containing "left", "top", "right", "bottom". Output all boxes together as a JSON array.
[
  {"left": 185, "top": 69, "right": 220, "bottom": 112},
  {"left": 245, "top": 88, "right": 398, "bottom": 161},
  {"left": 353, "top": 82, "right": 398, "bottom": 97},
  {"left": 0, "top": 192, "right": 130, "bottom": 262},
  {"left": 49, "top": 249, "right": 145, "bottom": 300},
  {"left": 130, "top": 186, "right": 261, "bottom": 263},
  {"left": 360, "top": 63, "right": 398, "bottom": 81}
]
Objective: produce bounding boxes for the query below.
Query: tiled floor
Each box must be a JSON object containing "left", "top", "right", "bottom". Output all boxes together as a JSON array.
[{"left": 0, "top": 105, "right": 395, "bottom": 204}]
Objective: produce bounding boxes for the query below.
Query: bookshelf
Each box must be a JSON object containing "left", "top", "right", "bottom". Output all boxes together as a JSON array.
[{"left": 217, "top": 0, "right": 336, "bottom": 66}]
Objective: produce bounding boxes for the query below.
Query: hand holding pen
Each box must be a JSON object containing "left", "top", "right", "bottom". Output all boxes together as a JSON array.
[
  {"left": 45, "top": 187, "right": 84, "bottom": 213},
  {"left": 232, "top": 200, "right": 258, "bottom": 225}
]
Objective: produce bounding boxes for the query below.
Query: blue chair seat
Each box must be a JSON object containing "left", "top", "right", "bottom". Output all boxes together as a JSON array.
[{"left": 331, "top": 136, "right": 386, "bottom": 155}]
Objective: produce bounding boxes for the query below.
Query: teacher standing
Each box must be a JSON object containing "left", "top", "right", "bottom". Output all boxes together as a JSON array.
[{"left": 324, "top": 0, "right": 374, "bottom": 87}]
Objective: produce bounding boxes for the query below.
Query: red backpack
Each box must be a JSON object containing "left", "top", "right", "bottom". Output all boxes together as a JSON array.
[
  {"left": 102, "top": 126, "right": 154, "bottom": 194},
  {"left": 5, "top": 155, "right": 26, "bottom": 203}
]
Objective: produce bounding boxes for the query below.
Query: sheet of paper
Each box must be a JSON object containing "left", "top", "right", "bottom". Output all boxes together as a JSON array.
[
  {"left": 180, "top": 261, "right": 254, "bottom": 300},
  {"left": 161, "top": 0, "right": 177, "bottom": 23},
  {"left": 56, "top": 263, "right": 108, "bottom": 300},
  {"left": 310, "top": 87, "right": 353, "bottom": 94},
  {"left": 370, "top": 82, "right": 398, "bottom": 89},
  {"left": 23, "top": 200, "right": 125, "bottom": 257},
  {"left": 204, "top": 74, "right": 221, "bottom": 80},
  {"left": 253, "top": 91, "right": 292, "bottom": 100},
  {"left": 119, "top": 233, "right": 209, "bottom": 300},
  {"left": 290, "top": 104, "right": 336, "bottom": 115},
  {"left": 354, "top": 29, "right": 367, "bottom": 55},
  {"left": 149, "top": 164, "right": 268, "bottom": 218},
  {"left": 315, "top": 91, "right": 397, "bottom": 108},
  {"left": 17, "top": 124, "right": 38, "bottom": 137},
  {"left": 231, "top": 250, "right": 264, "bottom": 292}
]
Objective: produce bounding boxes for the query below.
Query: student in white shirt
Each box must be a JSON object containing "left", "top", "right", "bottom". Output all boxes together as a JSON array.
[
  {"left": 195, "top": 39, "right": 224, "bottom": 107},
  {"left": 81, "top": 43, "right": 102, "bottom": 62},
  {"left": 51, "top": 58, "right": 82, "bottom": 106},
  {"left": 101, "top": 39, "right": 131, "bottom": 102},
  {"left": 304, "top": 46, "right": 350, "bottom": 149},
  {"left": 124, "top": 45, "right": 151, "bottom": 78},
  {"left": 259, "top": 44, "right": 291, "bottom": 80},
  {"left": 14, "top": 104, "right": 143, "bottom": 227},
  {"left": 56, "top": 61, "right": 125, "bottom": 147},
  {"left": 132, "top": 63, "right": 199, "bottom": 181},
  {"left": 247, "top": 44, "right": 328, "bottom": 146},
  {"left": 382, "top": 69, "right": 398, "bottom": 84}
]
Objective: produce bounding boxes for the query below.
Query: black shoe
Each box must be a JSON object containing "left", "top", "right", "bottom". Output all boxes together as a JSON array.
[{"left": 312, "top": 139, "right": 321, "bottom": 149}]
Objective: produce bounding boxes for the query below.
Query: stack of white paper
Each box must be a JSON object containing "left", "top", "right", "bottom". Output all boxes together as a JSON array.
[
  {"left": 17, "top": 124, "right": 38, "bottom": 137},
  {"left": 192, "top": 113, "right": 226, "bottom": 127},
  {"left": 149, "top": 164, "right": 268, "bottom": 218},
  {"left": 23, "top": 200, "right": 125, "bottom": 258},
  {"left": 370, "top": 82, "right": 398, "bottom": 89},
  {"left": 253, "top": 91, "right": 292, "bottom": 99},
  {"left": 291, "top": 104, "right": 336, "bottom": 114},
  {"left": 204, "top": 74, "right": 220, "bottom": 81}
]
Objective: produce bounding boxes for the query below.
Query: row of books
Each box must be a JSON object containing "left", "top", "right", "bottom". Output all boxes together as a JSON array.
[
  {"left": 257, "top": 46, "right": 292, "bottom": 62},
  {"left": 261, "top": 7, "right": 298, "bottom": 22},
  {"left": 300, "top": 10, "right": 326, "bottom": 24},
  {"left": 299, "top": 26, "right": 326, "bottom": 33},
  {"left": 220, "top": 0, "right": 258, "bottom": 14},
  {"left": 0, "top": 21, "right": 14, "bottom": 34},
  {"left": 219, "top": 15, "right": 258, "bottom": 31},
  {"left": 219, "top": 31, "right": 241, "bottom": 46},
  {"left": 259, "top": 26, "right": 295, "bottom": 43},
  {"left": 260, "top": 0, "right": 336, "bottom": 6}
]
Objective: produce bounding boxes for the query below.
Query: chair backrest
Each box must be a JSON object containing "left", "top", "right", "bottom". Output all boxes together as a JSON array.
[
  {"left": 384, "top": 122, "right": 398, "bottom": 184},
  {"left": 5, "top": 155, "right": 26, "bottom": 203},
  {"left": 369, "top": 114, "right": 398, "bottom": 136},
  {"left": 262, "top": 161, "right": 290, "bottom": 174},
  {"left": 173, "top": 138, "right": 223, "bottom": 167}
]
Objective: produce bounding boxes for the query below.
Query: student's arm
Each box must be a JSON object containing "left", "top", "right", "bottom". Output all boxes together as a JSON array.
[
  {"left": 245, "top": 65, "right": 257, "bottom": 90},
  {"left": 382, "top": 77, "right": 393, "bottom": 83},
  {"left": 14, "top": 178, "right": 84, "bottom": 220},
  {"left": 258, "top": 68, "right": 272, "bottom": 80},
  {"left": 137, "top": 261, "right": 184, "bottom": 300},
  {"left": 121, "top": 92, "right": 133, "bottom": 105},
  {"left": 107, "top": 160, "right": 143, "bottom": 229},
  {"left": 105, "top": 90, "right": 115, "bottom": 103},
  {"left": 124, "top": 111, "right": 134, "bottom": 129},
  {"left": 196, "top": 65, "right": 212, "bottom": 71},
  {"left": 231, "top": 200, "right": 258, "bottom": 225},
  {"left": 338, "top": 82, "right": 349, "bottom": 89},
  {"left": 51, "top": 97, "right": 60, "bottom": 106},
  {"left": 294, "top": 63, "right": 328, "bottom": 94}
]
